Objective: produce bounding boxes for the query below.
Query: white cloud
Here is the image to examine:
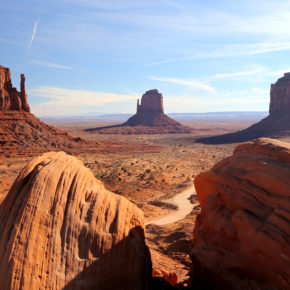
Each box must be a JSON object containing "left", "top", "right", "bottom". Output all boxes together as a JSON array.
[
  {"left": 30, "top": 60, "right": 73, "bottom": 70},
  {"left": 164, "top": 89, "right": 269, "bottom": 113},
  {"left": 30, "top": 86, "right": 137, "bottom": 116},
  {"left": 26, "top": 18, "right": 40, "bottom": 54},
  {"left": 149, "top": 76, "right": 215, "bottom": 93}
]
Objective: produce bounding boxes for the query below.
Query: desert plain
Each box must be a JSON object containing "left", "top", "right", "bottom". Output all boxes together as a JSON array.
[{"left": 0, "top": 116, "right": 266, "bottom": 283}]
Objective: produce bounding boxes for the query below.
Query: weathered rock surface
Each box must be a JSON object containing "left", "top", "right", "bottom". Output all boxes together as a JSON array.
[
  {"left": 270, "top": 72, "right": 290, "bottom": 115},
  {"left": 0, "top": 65, "right": 30, "bottom": 112},
  {"left": 0, "top": 152, "right": 151, "bottom": 290},
  {"left": 136, "top": 89, "right": 164, "bottom": 114},
  {"left": 192, "top": 138, "right": 290, "bottom": 289},
  {"left": 86, "top": 89, "right": 192, "bottom": 134},
  {"left": 197, "top": 73, "right": 290, "bottom": 144}
]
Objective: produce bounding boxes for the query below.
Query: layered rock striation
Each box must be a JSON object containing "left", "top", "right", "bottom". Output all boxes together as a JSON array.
[
  {"left": 87, "top": 89, "right": 192, "bottom": 134},
  {"left": 197, "top": 73, "right": 290, "bottom": 144},
  {"left": 0, "top": 66, "right": 30, "bottom": 112},
  {"left": 192, "top": 138, "right": 290, "bottom": 289},
  {"left": 0, "top": 152, "right": 151, "bottom": 290}
]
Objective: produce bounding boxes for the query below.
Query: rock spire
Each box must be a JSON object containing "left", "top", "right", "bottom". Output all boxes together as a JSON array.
[{"left": 0, "top": 65, "right": 30, "bottom": 112}]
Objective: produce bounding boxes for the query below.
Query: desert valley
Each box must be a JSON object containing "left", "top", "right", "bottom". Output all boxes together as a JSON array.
[{"left": 0, "top": 64, "right": 289, "bottom": 289}]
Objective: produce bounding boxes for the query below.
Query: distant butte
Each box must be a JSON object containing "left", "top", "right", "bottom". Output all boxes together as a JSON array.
[
  {"left": 86, "top": 89, "right": 192, "bottom": 134},
  {"left": 196, "top": 72, "right": 290, "bottom": 144}
]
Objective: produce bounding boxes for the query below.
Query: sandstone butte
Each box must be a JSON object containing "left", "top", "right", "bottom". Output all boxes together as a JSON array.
[
  {"left": 0, "top": 65, "right": 89, "bottom": 157},
  {"left": 0, "top": 151, "right": 152, "bottom": 290},
  {"left": 197, "top": 72, "right": 290, "bottom": 144},
  {"left": 192, "top": 138, "right": 290, "bottom": 289},
  {"left": 86, "top": 89, "right": 192, "bottom": 134}
]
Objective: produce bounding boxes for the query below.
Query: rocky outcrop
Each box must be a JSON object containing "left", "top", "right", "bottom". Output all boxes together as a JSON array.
[
  {"left": 86, "top": 89, "right": 192, "bottom": 134},
  {"left": 0, "top": 65, "right": 94, "bottom": 156},
  {"left": 192, "top": 138, "right": 290, "bottom": 289},
  {"left": 136, "top": 89, "right": 164, "bottom": 114},
  {"left": 125, "top": 89, "right": 184, "bottom": 129},
  {"left": 196, "top": 73, "right": 290, "bottom": 144},
  {"left": 0, "top": 110, "right": 89, "bottom": 157},
  {"left": 0, "top": 65, "right": 30, "bottom": 112},
  {"left": 270, "top": 72, "right": 290, "bottom": 115},
  {"left": 0, "top": 152, "right": 151, "bottom": 290}
]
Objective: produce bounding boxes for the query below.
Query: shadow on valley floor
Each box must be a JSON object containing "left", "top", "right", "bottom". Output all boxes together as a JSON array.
[
  {"left": 85, "top": 123, "right": 124, "bottom": 132},
  {"left": 195, "top": 114, "right": 290, "bottom": 144}
]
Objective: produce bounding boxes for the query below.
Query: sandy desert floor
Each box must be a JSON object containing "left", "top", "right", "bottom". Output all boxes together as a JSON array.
[{"left": 0, "top": 119, "right": 261, "bottom": 283}]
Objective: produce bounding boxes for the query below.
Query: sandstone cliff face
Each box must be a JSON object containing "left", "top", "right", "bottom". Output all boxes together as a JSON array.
[
  {"left": 192, "top": 138, "right": 290, "bottom": 289},
  {"left": 0, "top": 152, "right": 151, "bottom": 290},
  {"left": 137, "top": 89, "right": 164, "bottom": 114},
  {"left": 122, "top": 89, "right": 191, "bottom": 133},
  {"left": 270, "top": 72, "right": 290, "bottom": 115},
  {"left": 0, "top": 65, "right": 30, "bottom": 112},
  {"left": 197, "top": 73, "right": 290, "bottom": 144}
]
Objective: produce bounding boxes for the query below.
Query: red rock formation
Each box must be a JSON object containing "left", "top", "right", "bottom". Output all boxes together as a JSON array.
[
  {"left": 192, "top": 138, "right": 290, "bottom": 289},
  {"left": 270, "top": 72, "right": 290, "bottom": 115},
  {"left": 137, "top": 89, "right": 164, "bottom": 114},
  {"left": 87, "top": 89, "right": 192, "bottom": 134},
  {"left": 152, "top": 268, "right": 178, "bottom": 286},
  {"left": 0, "top": 65, "right": 30, "bottom": 112},
  {"left": 0, "top": 65, "right": 95, "bottom": 156},
  {"left": 197, "top": 73, "right": 290, "bottom": 144},
  {"left": 0, "top": 152, "right": 151, "bottom": 290}
]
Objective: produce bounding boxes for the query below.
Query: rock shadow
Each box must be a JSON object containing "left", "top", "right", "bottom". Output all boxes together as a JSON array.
[
  {"left": 195, "top": 114, "right": 290, "bottom": 144},
  {"left": 63, "top": 226, "right": 152, "bottom": 290}
]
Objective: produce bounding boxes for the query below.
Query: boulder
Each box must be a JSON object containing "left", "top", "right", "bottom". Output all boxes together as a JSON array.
[
  {"left": 192, "top": 138, "right": 290, "bottom": 289},
  {"left": 0, "top": 152, "right": 151, "bottom": 290}
]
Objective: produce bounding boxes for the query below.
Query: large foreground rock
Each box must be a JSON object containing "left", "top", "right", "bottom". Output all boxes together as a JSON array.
[
  {"left": 192, "top": 138, "right": 290, "bottom": 289},
  {"left": 0, "top": 152, "right": 151, "bottom": 290}
]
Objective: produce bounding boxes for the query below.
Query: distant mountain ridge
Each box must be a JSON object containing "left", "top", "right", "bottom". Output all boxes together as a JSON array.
[{"left": 41, "top": 111, "right": 267, "bottom": 123}]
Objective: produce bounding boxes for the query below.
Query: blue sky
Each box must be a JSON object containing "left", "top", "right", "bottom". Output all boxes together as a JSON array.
[{"left": 1, "top": 0, "right": 290, "bottom": 116}]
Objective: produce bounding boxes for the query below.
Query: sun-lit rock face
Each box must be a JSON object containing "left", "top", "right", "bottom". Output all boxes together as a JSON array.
[
  {"left": 123, "top": 89, "right": 191, "bottom": 133},
  {"left": 192, "top": 138, "right": 290, "bottom": 289},
  {"left": 137, "top": 89, "right": 164, "bottom": 114},
  {"left": 270, "top": 72, "right": 290, "bottom": 115},
  {"left": 0, "top": 65, "right": 30, "bottom": 112},
  {"left": 0, "top": 152, "right": 151, "bottom": 290}
]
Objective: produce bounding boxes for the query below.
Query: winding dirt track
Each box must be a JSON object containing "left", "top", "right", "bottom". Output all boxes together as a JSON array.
[{"left": 146, "top": 184, "right": 196, "bottom": 226}]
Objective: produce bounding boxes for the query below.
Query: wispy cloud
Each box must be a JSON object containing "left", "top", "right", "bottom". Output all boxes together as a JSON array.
[
  {"left": 30, "top": 86, "right": 137, "bottom": 116},
  {"left": 26, "top": 17, "right": 40, "bottom": 54},
  {"left": 30, "top": 60, "right": 73, "bottom": 70},
  {"left": 149, "top": 76, "right": 215, "bottom": 93},
  {"left": 206, "top": 68, "right": 264, "bottom": 81},
  {"left": 146, "top": 41, "right": 290, "bottom": 66},
  {"left": 161, "top": 0, "right": 185, "bottom": 10}
]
